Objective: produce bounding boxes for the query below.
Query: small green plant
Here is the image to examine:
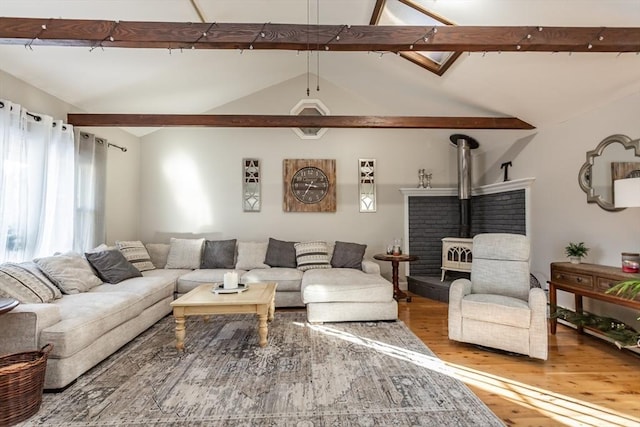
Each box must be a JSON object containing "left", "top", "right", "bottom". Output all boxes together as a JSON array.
[{"left": 564, "top": 242, "right": 590, "bottom": 258}]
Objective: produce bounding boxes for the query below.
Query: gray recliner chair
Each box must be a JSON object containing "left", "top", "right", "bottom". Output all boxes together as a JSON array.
[{"left": 448, "top": 233, "right": 548, "bottom": 360}]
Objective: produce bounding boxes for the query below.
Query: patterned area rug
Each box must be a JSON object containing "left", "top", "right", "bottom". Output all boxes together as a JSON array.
[{"left": 23, "top": 312, "right": 503, "bottom": 426}]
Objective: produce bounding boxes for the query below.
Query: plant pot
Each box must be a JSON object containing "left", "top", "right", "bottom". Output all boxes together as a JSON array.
[{"left": 569, "top": 256, "right": 581, "bottom": 264}]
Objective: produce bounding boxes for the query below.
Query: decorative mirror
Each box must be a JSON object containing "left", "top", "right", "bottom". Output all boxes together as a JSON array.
[{"left": 578, "top": 134, "right": 640, "bottom": 211}]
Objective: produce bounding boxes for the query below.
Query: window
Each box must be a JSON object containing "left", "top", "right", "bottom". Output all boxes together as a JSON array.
[{"left": 370, "top": 0, "right": 462, "bottom": 76}]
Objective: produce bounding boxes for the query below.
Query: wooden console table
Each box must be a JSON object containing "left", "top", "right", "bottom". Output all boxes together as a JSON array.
[{"left": 549, "top": 262, "right": 640, "bottom": 334}]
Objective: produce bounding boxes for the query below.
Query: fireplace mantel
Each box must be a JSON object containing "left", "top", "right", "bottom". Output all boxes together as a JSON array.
[
  {"left": 400, "top": 177, "right": 535, "bottom": 277},
  {"left": 400, "top": 177, "right": 535, "bottom": 198}
]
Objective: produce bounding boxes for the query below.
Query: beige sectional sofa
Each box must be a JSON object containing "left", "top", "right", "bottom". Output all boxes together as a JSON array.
[{"left": 0, "top": 238, "right": 396, "bottom": 390}]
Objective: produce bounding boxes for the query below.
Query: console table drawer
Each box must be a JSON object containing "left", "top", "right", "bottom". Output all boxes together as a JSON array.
[
  {"left": 552, "top": 271, "right": 593, "bottom": 290},
  {"left": 595, "top": 277, "right": 620, "bottom": 292}
]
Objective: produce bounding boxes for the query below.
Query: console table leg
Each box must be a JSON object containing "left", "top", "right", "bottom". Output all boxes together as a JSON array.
[
  {"left": 575, "top": 294, "right": 584, "bottom": 334},
  {"left": 549, "top": 283, "right": 557, "bottom": 335}
]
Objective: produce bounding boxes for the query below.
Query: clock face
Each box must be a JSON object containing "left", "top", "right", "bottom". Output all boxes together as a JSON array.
[
  {"left": 292, "top": 167, "right": 329, "bottom": 204},
  {"left": 283, "top": 159, "right": 336, "bottom": 212}
]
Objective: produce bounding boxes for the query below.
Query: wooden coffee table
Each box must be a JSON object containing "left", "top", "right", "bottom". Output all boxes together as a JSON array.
[{"left": 170, "top": 282, "right": 277, "bottom": 351}]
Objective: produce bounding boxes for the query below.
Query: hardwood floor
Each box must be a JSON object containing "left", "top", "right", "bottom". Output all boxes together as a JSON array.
[{"left": 398, "top": 293, "right": 640, "bottom": 427}]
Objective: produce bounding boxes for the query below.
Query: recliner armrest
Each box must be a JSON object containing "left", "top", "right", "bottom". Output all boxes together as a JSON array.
[{"left": 448, "top": 278, "right": 472, "bottom": 341}]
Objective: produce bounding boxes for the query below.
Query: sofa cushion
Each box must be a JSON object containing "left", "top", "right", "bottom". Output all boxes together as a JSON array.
[
  {"left": 235, "top": 241, "right": 270, "bottom": 270},
  {"left": 42, "top": 291, "right": 145, "bottom": 358},
  {"left": 461, "top": 294, "right": 531, "bottom": 329},
  {"left": 165, "top": 238, "right": 205, "bottom": 269},
  {"left": 90, "top": 274, "right": 175, "bottom": 312},
  {"left": 146, "top": 243, "right": 170, "bottom": 269},
  {"left": 0, "top": 262, "right": 62, "bottom": 303},
  {"left": 201, "top": 239, "right": 237, "bottom": 269},
  {"left": 331, "top": 241, "right": 367, "bottom": 270},
  {"left": 34, "top": 252, "right": 102, "bottom": 294},
  {"left": 85, "top": 249, "right": 143, "bottom": 284},
  {"left": 265, "top": 238, "right": 297, "bottom": 268},
  {"left": 116, "top": 240, "right": 155, "bottom": 272},
  {"left": 176, "top": 269, "right": 248, "bottom": 294},
  {"left": 242, "top": 268, "right": 303, "bottom": 292},
  {"left": 294, "top": 241, "right": 331, "bottom": 271},
  {"left": 302, "top": 268, "right": 393, "bottom": 303}
]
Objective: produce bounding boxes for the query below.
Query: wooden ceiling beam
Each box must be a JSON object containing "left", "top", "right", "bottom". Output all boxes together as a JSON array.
[
  {"left": 67, "top": 114, "right": 535, "bottom": 130},
  {"left": 2, "top": 17, "right": 640, "bottom": 52}
]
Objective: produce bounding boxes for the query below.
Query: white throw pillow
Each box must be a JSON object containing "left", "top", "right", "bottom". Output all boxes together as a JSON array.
[
  {"left": 165, "top": 238, "right": 205, "bottom": 269},
  {"left": 235, "top": 241, "right": 270, "bottom": 270}
]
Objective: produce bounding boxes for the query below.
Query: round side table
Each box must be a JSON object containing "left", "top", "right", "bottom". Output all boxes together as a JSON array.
[
  {"left": 373, "top": 254, "right": 418, "bottom": 302},
  {"left": 0, "top": 297, "right": 19, "bottom": 314}
]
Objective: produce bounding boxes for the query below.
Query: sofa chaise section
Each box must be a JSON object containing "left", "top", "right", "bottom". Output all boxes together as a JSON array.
[{"left": 302, "top": 266, "right": 397, "bottom": 323}]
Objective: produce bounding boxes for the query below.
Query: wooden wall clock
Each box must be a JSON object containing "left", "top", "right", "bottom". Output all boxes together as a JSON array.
[{"left": 283, "top": 159, "right": 336, "bottom": 212}]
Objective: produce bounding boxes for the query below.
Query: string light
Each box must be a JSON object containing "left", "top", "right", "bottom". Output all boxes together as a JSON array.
[
  {"left": 409, "top": 26, "right": 437, "bottom": 50},
  {"left": 586, "top": 28, "right": 606, "bottom": 51},
  {"left": 248, "top": 22, "right": 270, "bottom": 50},
  {"left": 25, "top": 19, "right": 52, "bottom": 50},
  {"left": 90, "top": 20, "right": 119, "bottom": 52},
  {"left": 189, "top": 22, "right": 217, "bottom": 50},
  {"left": 323, "top": 24, "right": 348, "bottom": 52}
]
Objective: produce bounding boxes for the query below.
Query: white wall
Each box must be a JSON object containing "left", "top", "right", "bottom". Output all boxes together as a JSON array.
[
  {"left": 0, "top": 70, "right": 141, "bottom": 245},
  {"left": 141, "top": 73, "right": 640, "bottom": 327},
  {"left": 139, "top": 74, "right": 464, "bottom": 278},
  {"left": 484, "top": 90, "right": 640, "bottom": 329}
]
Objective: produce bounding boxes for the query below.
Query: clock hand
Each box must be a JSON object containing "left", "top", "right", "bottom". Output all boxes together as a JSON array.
[{"left": 303, "top": 181, "right": 314, "bottom": 197}]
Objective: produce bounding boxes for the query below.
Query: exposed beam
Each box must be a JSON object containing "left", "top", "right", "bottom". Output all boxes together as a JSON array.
[
  {"left": 67, "top": 114, "right": 535, "bottom": 130},
  {"left": 2, "top": 17, "right": 640, "bottom": 52}
]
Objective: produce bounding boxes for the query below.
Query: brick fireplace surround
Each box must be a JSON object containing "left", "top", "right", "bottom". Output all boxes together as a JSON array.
[{"left": 400, "top": 178, "right": 534, "bottom": 301}]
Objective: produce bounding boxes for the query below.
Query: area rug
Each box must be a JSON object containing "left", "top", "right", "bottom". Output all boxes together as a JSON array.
[{"left": 22, "top": 312, "right": 504, "bottom": 426}]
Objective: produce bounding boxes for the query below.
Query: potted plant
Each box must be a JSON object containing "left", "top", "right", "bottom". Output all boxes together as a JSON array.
[{"left": 565, "top": 242, "right": 589, "bottom": 264}]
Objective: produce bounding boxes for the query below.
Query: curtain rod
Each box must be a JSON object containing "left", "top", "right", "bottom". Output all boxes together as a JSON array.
[{"left": 108, "top": 142, "right": 127, "bottom": 152}]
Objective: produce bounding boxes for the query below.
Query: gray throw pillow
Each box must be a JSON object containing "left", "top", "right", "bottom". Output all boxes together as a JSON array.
[
  {"left": 201, "top": 239, "right": 237, "bottom": 269},
  {"left": 85, "top": 249, "right": 143, "bottom": 284},
  {"left": 264, "top": 238, "right": 297, "bottom": 268},
  {"left": 331, "top": 241, "right": 367, "bottom": 270}
]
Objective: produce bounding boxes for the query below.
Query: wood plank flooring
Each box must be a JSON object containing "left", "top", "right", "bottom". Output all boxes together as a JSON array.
[{"left": 398, "top": 293, "right": 640, "bottom": 427}]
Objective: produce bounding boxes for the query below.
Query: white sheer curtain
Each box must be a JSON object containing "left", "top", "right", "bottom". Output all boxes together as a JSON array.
[
  {"left": 73, "top": 131, "right": 107, "bottom": 253},
  {"left": 0, "top": 100, "right": 75, "bottom": 261}
]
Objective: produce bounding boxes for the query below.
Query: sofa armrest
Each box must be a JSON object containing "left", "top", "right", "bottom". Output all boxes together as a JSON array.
[
  {"left": 0, "top": 303, "right": 61, "bottom": 355},
  {"left": 361, "top": 260, "right": 380, "bottom": 275},
  {"left": 448, "top": 278, "right": 472, "bottom": 341}
]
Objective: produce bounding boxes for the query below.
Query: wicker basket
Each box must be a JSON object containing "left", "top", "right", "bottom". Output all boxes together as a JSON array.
[{"left": 0, "top": 344, "right": 52, "bottom": 427}]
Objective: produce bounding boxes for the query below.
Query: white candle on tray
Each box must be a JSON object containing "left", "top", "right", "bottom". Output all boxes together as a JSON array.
[{"left": 223, "top": 272, "right": 238, "bottom": 289}]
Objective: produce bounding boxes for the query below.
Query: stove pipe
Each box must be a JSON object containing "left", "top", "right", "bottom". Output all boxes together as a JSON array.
[{"left": 449, "top": 134, "right": 479, "bottom": 238}]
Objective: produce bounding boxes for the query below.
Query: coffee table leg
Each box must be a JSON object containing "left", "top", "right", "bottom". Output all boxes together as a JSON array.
[
  {"left": 258, "top": 312, "right": 268, "bottom": 347},
  {"left": 175, "top": 315, "right": 186, "bottom": 351},
  {"left": 268, "top": 296, "right": 275, "bottom": 322}
]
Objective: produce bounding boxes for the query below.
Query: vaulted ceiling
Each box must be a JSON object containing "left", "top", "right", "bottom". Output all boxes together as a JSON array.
[{"left": 1, "top": 0, "right": 639, "bottom": 137}]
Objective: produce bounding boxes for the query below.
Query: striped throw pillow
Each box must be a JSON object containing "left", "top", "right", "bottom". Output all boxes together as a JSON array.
[
  {"left": 0, "top": 262, "right": 62, "bottom": 303},
  {"left": 116, "top": 240, "right": 156, "bottom": 272},
  {"left": 294, "top": 241, "right": 331, "bottom": 271}
]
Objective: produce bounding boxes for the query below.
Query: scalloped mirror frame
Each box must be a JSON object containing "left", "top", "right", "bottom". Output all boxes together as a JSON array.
[{"left": 578, "top": 134, "right": 640, "bottom": 211}]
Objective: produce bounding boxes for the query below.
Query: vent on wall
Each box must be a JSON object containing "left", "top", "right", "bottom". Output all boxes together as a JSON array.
[{"left": 290, "top": 99, "right": 330, "bottom": 139}]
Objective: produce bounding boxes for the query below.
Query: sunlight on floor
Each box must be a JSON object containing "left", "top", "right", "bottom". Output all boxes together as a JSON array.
[{"left": 295, "top": 322, "right": 640, "bottom": 427}]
